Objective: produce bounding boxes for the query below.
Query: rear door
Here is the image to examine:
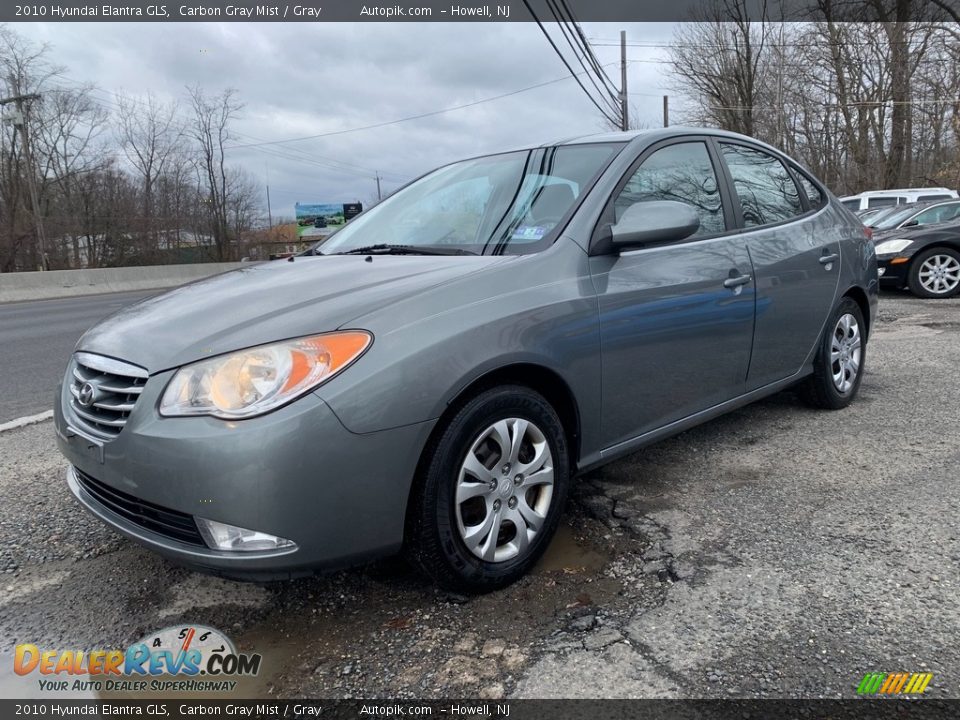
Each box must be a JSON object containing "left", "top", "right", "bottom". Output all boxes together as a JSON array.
[
  {"left": 714, "top": 141, "right": 841, "bottom": 390},
  {"left": 589, "top": 138, "right": 756, "bottom": 449}
]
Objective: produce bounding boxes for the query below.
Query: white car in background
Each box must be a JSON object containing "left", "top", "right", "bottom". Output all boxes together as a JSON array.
[{"left": 840, "top": 187, "right": 958, "bottom": 212}]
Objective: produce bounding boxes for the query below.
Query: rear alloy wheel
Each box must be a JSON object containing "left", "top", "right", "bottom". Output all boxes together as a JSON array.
[
  {"left": 799, "top": 297, "right": 866, "bottom": 410},
  {"left": 407, "top": 385, "right": 569, "bottom": 592},
  {"left": 908, "top": 247, "right": 960, "bottom": 298}
]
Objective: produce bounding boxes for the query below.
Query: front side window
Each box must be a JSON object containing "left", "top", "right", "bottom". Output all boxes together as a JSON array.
[
  {"left": 873, "top": 205, "right": 923, "bottom": 230},
  {"left": 614, "top": 142, "right": 726, "bottom": 238},
  {"left": 317, "top": 143, "right": 621, "bottom": 256},
  {"left": 720, "top": 143, "right": 803, "bottom": 227},
  {"left": 917, "top": 194, "right": 953, "bottom": 202},
  {"left": 913, "top": 203, "right": 960, "bottom": 226}
]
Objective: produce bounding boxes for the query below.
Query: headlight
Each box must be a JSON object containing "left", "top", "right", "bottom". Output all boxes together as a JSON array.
[
  {"left": 874, "top": 238, "right": 913, "bottom": 257},
  {"left": 159, "top": 331, "right": 371, "bottom": 419}
]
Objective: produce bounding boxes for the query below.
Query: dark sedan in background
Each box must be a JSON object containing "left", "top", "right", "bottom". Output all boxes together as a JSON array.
[{"left": 875, "top": 220, "right": 960, "bottom": 298}]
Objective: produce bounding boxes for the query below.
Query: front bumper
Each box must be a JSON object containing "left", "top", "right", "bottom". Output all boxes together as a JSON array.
[
  {"left": 876, "top": 256, "right": 910, "bottom": 287},
  {"left": 55, "top": 371, "right": 434, "bottom": 579}
]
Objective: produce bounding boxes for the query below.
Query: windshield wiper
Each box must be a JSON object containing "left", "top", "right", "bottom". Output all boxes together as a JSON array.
[{"left": 334, "top": 244, "right": 477, "bottom": 256}]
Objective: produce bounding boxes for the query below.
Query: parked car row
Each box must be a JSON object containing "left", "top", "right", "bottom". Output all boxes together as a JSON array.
[{"left": 841, "top": 192, "right": 960, "bottom": 298}]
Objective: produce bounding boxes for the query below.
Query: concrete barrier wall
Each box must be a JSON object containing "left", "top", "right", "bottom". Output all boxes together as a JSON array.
[{"left": 0, "top": 262, "right": 252, "bottom": 303}]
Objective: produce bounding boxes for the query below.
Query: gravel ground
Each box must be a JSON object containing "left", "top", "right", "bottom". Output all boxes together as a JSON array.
[{"left": 0, "top": 290, "right": 958, "bottom": 700}]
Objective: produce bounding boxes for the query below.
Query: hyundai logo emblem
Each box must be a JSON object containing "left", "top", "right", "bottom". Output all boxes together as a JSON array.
[{"left": 77, "top": 382, "right": 96, "bottom": 407}]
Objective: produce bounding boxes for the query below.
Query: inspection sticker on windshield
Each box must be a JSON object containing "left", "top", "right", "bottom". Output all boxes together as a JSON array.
[{"left": 511, "top": 225, "right": 548, "bottom": 240}]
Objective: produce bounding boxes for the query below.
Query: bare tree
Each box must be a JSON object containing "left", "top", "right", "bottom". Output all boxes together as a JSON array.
[
  {"left": 0, "top": 25, "right": 55, "bottom": 270},
  {"left": 667, "top": 1, "right": 957, "bottom": 195},
  {"left": 186, "top": 85, "right": 242, "bottom": 261},
  {"left": 116, "top": 91, "right": 183, "bottom": 261},
  {"left": 668, "top": 0, "right": 773, "bottom": 138}
]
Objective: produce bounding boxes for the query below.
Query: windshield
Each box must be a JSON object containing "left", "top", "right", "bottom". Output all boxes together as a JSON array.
[
  {"left": 316, "top": 143, "right": 622, "bottom": 256},
  {"left": 872, "top": 205, "right": 921, "bottom": 230}
]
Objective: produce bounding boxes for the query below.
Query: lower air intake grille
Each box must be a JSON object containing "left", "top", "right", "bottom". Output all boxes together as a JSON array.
[{"left": 74, "top": 468, "right": 205, "bottom": 547}]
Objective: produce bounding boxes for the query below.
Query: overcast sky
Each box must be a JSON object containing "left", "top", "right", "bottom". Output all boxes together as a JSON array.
[{"left": 14, "top": 22, "right": 679, "bottom": 216}]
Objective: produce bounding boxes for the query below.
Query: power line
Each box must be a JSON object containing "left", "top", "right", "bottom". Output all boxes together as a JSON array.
[
  {"left": 541, "top": 0, "right": 621, "bottom": 116},
  {"left": 560, "top": 0, "right": 621, "bottom": 98},
  {"left": 46, "top": 74, "right": 405, "bottom": 182},
  {"left": 227, "top": 62, "right": 622, "bottom": 150},
  {"left": 45, "top": 84, "right": 406, "bottom": 187},
  {"left": 520, "top": 0, "right": 621, "bottom": 127}
]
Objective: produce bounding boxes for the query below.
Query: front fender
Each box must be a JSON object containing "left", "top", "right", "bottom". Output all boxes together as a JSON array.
[{"left": 313, "top": 240, "right": 602, "bottom": 452}]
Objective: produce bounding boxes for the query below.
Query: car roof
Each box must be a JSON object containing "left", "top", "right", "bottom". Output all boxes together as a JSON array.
[
  {"left": 543, "top": 126, "right": 785, "bottom": 149},
  {"left": 899, "top": 199, "right": 960, "bottom": 212},
  {"left": 840, "top": 188, "right": 957, "bottom": 200}
]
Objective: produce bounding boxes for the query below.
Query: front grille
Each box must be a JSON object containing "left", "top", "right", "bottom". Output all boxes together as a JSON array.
[
  {"left": 68, "top": 352, "right": 148, "bottom": 440},
  {"left": 74, "top": 468, "right": 205, "bottom": 547}
]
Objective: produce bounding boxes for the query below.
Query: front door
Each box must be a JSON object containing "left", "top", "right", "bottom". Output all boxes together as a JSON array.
[{"left": 589, "top": 140, "right": 756, "bottom": 449}]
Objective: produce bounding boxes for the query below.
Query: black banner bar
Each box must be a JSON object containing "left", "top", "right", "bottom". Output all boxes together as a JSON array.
[
  {"left": 2, "top": 0, "right": 958, "bottom": 23},
  {"left": 2, "top": 699, "right": 960, "bottom": 719}
]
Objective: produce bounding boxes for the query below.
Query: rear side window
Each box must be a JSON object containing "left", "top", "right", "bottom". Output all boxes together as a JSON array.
[
  {"left": 868, "top": 196, "right": 901, "bottom": 208},
  {"left": 840, "top": 198, "right": 860, "bottom": 209},
  {"left": 795, "top": 171, "right": 826, "bottom": 210},
  {"left": 720, "top": 143, "right": 803, "bottom": 227},
  {"left": 614, "top": 141, "right": 726, "bottom": 238},
  {"left": 917, "top": 194, "right": 953, "bottom": 202}
]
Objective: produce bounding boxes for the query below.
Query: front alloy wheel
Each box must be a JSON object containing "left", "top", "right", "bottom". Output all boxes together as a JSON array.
[
  {"left": 909, "top": 248, "right": 960, "bottom": 298},
  {"left": 455, "top": 418, "right": 554, "bottom": 563},
  {"left": 407, "top": 385, "right": 569, "bottom": 592}
]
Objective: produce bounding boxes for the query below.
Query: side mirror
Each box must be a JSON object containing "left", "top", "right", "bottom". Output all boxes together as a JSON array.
[
  {"left": 902, "top": 219, "right": 919, "bottom": 228},
  {"left": 609, "top": 200, "right": 701, "bottom": 251}
]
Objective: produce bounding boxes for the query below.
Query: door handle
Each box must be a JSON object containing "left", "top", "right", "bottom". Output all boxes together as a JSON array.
[
  {"left": 819, "top": 253, "right": 839, "bottom": 265},
  {"left": 723, "top": 274, "right": 752, "bottom": 288}
]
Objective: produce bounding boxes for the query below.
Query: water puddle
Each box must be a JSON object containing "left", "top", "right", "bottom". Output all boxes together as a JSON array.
[{"left": 536, "top": 523, "right": 609, "bottom": 574}]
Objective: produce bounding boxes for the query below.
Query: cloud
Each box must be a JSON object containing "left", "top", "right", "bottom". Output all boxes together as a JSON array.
[{"left": 15, "top": 21, "right": 674, "bottom": 213}]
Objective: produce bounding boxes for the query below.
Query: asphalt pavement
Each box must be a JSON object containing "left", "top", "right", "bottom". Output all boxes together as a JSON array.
[
  {"left": 0, "top": 290, "right": 958, "bottom": 701},
  {"left": 0, "top": 291, "right": 155, "bottom": 422}
]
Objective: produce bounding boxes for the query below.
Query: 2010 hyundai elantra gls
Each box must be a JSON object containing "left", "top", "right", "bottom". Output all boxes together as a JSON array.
[{"left": 55, "top": 128, "right": 878, "bottom": 591}]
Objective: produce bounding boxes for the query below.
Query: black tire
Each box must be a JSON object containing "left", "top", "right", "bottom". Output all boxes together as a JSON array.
[
  {"left": 907, "top": 247, "right": 960, "bottom": 299},
  {"left": 406, "top": 385, "right": 570, "bottom": 593},
  {"left": 799, "top": 297, "right": 866, "bottom": 410}
]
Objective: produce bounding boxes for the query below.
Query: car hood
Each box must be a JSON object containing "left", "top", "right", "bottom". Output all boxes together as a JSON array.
[
  {"left": 77, "top": 255, "right": 510, "bottom": 373},
  {"left": 873, "top": 222, "right": 960, "bottom": 244}
]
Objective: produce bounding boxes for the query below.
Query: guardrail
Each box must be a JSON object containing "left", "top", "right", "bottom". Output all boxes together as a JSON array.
[{"left": 0, "top": 262, "right": 253, "bottom": 303}]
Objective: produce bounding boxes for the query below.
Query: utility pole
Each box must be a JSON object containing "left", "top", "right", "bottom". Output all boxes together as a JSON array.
[
  {"left": 264, "top": 160, "right": 273, "bottom": 229},
  {"left": 265, "top": 184, "right": 273, "bottom": 228},
  {"left": 663, "top": 95, "right": 669, "bottom": 128},
  {"left": 1, "top": 83, "right": 47, "bottom": 270},
  {"left": 375, "top": 172, "right": 382, "bottom": 201},
  {"left": 619, "top": 30, "right": 629, "bottom": 131}
]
